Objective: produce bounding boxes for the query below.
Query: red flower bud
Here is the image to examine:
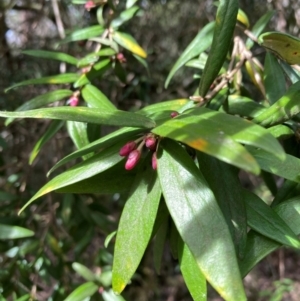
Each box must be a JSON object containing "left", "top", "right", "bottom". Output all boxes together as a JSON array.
[
  {"left": 125, "top": 150, "right": 141, "bottom": 170},
  {"left": 170, "top": 111, "right": 179, "bottom": 118},
  {"left": 85, "top": 1, "right": 96, "bottom": 11},
  {"left": 116, "top": 53, "right": 126, "bottom": 63},
  {"left": 145, "top": 136, "right": 157, "bottom": 151},
  {"left": 68, "top": 96, "right": 79, "bottom": 107},
  {"left": 119, "top": 141, "right": 137, "bottom": 157},
  {"left": 152, "top": 152, "right": 157, "bottom": 170}
]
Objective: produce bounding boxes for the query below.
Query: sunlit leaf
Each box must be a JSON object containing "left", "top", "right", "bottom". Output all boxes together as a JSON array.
[
  {"left": 0, "top": 224, "right": 34, "bottom": 240},
  {"left": 63, "top": 282, "right": 98, "bottom": 301},
  {"left": 72, "top": 263, "right": 96, "bottom": 282},
  {"left": 61, "top": 25, "right": 105, "bottom": 43},
  {"left": 111, "top": 6, "right": 139, "bottom": 28},
  {"left": 237, "top": 9, "right": 249, "bottom": 28}
]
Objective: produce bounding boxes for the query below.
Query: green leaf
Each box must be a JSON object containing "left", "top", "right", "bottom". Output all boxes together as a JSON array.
[
  {"left": 5, "top": 74, "right": 80, "bottom": 92},
  {"left": 197, "top": 152, "right": 247, "bottom": 259},
  {"left": 253, "top": 82, "right": 300, "bottom": 126},
  {"left": 199, "top": 0, "right": 238, "bottom": 97},
  {"left": 61, "top": 25, "right": 105, "bottom": 43},
  {"left": 0, "top": 224, "right": 34, "bottom": 240},
  {"left": 72, "top": 263, "right": 96, "bottom": 282},
  {"left": 63, "top": 282, "right": 98, "bottom": 301},
  {"left": 243, "top": 190, "right": 300, "bottom": 248},
  {"left": 246, "top": 10, "right": 276, "bottom": 49},
  {"left": 104, "top": 231, "right": 117, "bottom": 248},
  {"left": 5, "top": 90, "right": 73, "bottom": 125},
  {"left": 259, "top": 31, "right": 300, "bottom": 65},
  {"left": 77, "top": 53, "right": 100, "bottom": 68},
  {"left": 272, "top": 180, "right": 300, "bottom": 207},
  {"left": 165, "top": 22, "right": 215, "bottom": 88},
  {"left": 29, "top": 120, "right": 64, "bottom": 164},
  {"left": 278, "top": 60, "right": 300, "bottom": 83},
  {"left": 112, "top": 158, "right": 161, "bottom": 293},
  {"left": 267, "top": 124, "right": 294, "bottom": 139},
  {"left": 237, "top": 8, "right": 250, "bottom": 28},
  {"left": 19, "top": 141, "right": 126, "bottom": 213},
  {"left": 153, "top": 107, "right": 285, "bottom": 174},
  {"left": 112, "top": 31, "right": 147, "bottom": 58},
  {"left": 0, "top": 107, "right": 155, "bottom": 128},
  {"left": 178, "top": 240, "right": 207, "bottom": 301},
  {"left": 264, "top": 53, "right": 286, "bottom": 104},
  {"left": 111, "top": 6, "right": 139, "bottom": 28},
  {"left": 247, "top": 147, "right": 300, "bottom": 183},
  {"left": 56, "top": 162, "right": 136, "bottom": 194},
  {"left": 48, "top": 127, "right": 143, "bottom": 174},
  {"left": 158, "top": 139, "right": 246, "bottom": 301},
  {"left": 102, "top": 289, "right": 126, "bottom": 301},
  {"left": 22, "top": 50, "right": 78, "bottom": 65},
  {"left": 153, "top": 219, "right": 168, "bottom": 274},
  {"left": 240, "top": 197, "right": 300, "bottom": 276},
  {"left": 126, "top": 0, "right": 138, "bottom": 9}
]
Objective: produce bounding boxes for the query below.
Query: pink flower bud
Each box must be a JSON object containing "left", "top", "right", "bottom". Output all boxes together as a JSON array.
[
  {"left": 145, "top": 136, "right": 157, "bottom": 151},
  {"left": 170, "top": 111, "right": 179, "bottom": 118},
  {"left": 68, "top": 96, "right": 79, "bottom": 107},
  {"left": 116, "top": 53, "right": 126, "bottom": 63},
  {"left": 85, "top": 1, "right": 96, "bottom": 11},
  {"left": 119, "top": 141, "right": 137, "bottom": 157},
  {"left": 125, "top": 150, "right": 141, "bottom": 170},
  {"left": 152, "top": 152, "right": 157, "bottom": 170}
]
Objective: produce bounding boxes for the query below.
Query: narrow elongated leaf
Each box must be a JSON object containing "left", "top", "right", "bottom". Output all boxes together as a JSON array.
[
  {"left": 126, "top": 0, "right": 138, "bottom": 8},
  {"left": 237, "top": 9, "right": 249, "bottom": 28},
  {"left": 264, "top": 53, "right": 286, "bottom": 104},
  {"left": 247, "top": 147, "right": 300, "bottom": 183},
  {"left": 5, "top": 90, "right": 73, "bottom": 125},
  {"left": 259, "top": 31, "right": 300, "bottom": 65},
  {"left": 199, "top": 0, "right": 238, "bottom": 97},
  {"left": 72, "top": 263, "right": 96, "bottom": 282},
  {"left": 111, "top": 6, "right": 139, "bottom": 28},
  {"left": 82, "top": 84, "right": 116, "bottom": 111},
  {"left": 279, "top": 60, "right": 300, "bottom": 83},
  {"left": 5, "top": 74, "right": 80, "bottom": 92},
  {"left": 246, "top": 10, "right": 276, "bottom": 49},
  {"left": 153, "top": 219, "right": 168, "bottom": 274},
  {"left": 197, "top": 152, "right": 247, "bottom": 259},
  {"left": 29, "top": 120, "right": 64, "bottom": 164},
  {"left": 61, "top": 25, "right": 105, "bottom": 43},
  {"left": 267, "top": 124, "right": 294, "bottom": 139},
  {"left": 243, "top": 190, "right": 300, "bottom": 248},
  {"left": 178, "top": 240, "right": 207, "bottom": 301},
  {"left": 240, "top": 198, "right": 300, "bottom": 276},
  {"left": 253, "top": 85, "right": 300, "bottom": 127},
  {"left": 112, "top": 159, "right": 161, "bottom": 293},
  {"left": 112, "top": 31, "right": 147, "bottom": 58},
  {"left": 0, "top": 107, "right": 155, "bottom": 128},
  {"left": 22, "top": 50, "right": 78, "bottom": 65},
  {"left": 165, "top": 22, "right": 215, "bottom": 88},
  {"left": 48, "top": 127, "right": 143, "bottom": 174},
  {"left": 0, "top": 224, "right": 34, "bottom": 240},
  {"left": 272, "top": 180, "right": 300, "bottom": 207},
  {"left": 63, "top": 282, "right": 98, "bottom": 301},
  {"left": 102, "top": 289, "right": 126, "bottom": 301},
  {"left": 158, "top": 140, "right": 246, "bottom": 301},
  {"left": 19, "top": 141, "right": 126, "bottom": 213}
]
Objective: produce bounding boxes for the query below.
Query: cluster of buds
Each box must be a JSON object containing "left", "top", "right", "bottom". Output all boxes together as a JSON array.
[
  {"left": 67, "top": 92, "right": 80, "bottom": 107},
  {"left": 119, "top": 134, "right": 158, "bottom": 170},
  {"left": 84, "top": 1, "right": 96, "bottom": 11}
]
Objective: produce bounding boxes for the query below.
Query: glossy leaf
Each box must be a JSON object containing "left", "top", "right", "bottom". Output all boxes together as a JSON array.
[
  {"left": 253, "top": 84, "right": 300, "bottom": 126},
  {"left": 112, "top": 159, "right": 161, "bottom": 293},
  {"left": 63, "top": 282, "right": 98, "bottom": 301},
  {"left": 5, "top": 73, "right": 80, "bottom": 92},
  {"left": 199, "top": 0, "right": 238, "bottom": 97},
  {"left": 165, "top": 22, "right": 215, "bottom": 88},
  {"left": 22, "top": 50, "right": 78, "bottom": 65},
  {"left": 112, "top": 31, "right": 147, "bottom": 58},
  {"left": 5, "top": 90, "right": 73, "bottom": 125},
  {"left": 243, "top": 190, "right": 300, "bottom": 248},
  {"left": 246, "top": 10, "right": 276, "bottom": 49},
  {"left": 72, "top": 263, "right": 96, "bottom": 282},
  {"left": 267, "top": 124, "right": 294, "bottom": 139},
  {"left": 56, "top": 162, "right": 136, "bottom": 194},
  {"left": 248, "top": 147, "right": 300, "bottom": 183},
  {"left": 111, "top": 6, "right": 139, "bottom": 28},
  {"left": 61, "top": 25, "right": 105, "bottom": 43},
  {"left": 0, "top": 107, "right": 155, "bottom": 128},
  {"left": 259, "top": 31, "right": 300, "bottom": 65},
  {"left": 29, "top": 120, "right": 64, "bottom": 164},
  {"left": 197, "top": 152, "right": 247, "bottom": 259},
  {"left": 158, "top": 140, "right": 246, "bottom": 301},
  {"left": 240, "top": 197, "right": 300, "bottom": 276},
  {"left": 0, "top": 224, "right": 34, "bottom": 240},
  {"left": 153, "top": 219, "right": 168, "bottom": 274},
  {"left": 48, "top": 127, "right": 143, "bottom": 174},
  {"left": 19, "top": 141, "right": 126, "bottom": 213},
  {"left": 178, "top": 240, "right": 207, "bottom": 301},
  {"left": 264, "top": 53, "right": 286, "bottom": 104}
]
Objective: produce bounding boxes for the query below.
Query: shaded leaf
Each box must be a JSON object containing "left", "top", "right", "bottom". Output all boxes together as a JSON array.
[
  {"left": 153, "top": 219, "right": 168, "bottom": 274},
  {"left": 72, "top": 263, "right": 96, "bottom": 282},
  {"left": 158, "top": 139, "right": 246, "bottom": 301},
  {"left": 102, "top": 289, "right": 126, "bottom": 301},
  {"left": 61, "top": 25, "right": 105, "bottom": 43},
  {"left": 112, "top": 158, "right": 161, "bottom": 293},
  {"left": 165, "top": 22, "right": 215, "bottom": 88},
  {"left": 111, "top": 6, "right": 139, "bottom": 28}
]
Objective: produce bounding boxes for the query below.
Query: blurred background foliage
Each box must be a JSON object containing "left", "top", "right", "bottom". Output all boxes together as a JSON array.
[{"left": 2, "top": 0, "right": 300, "bottom": 300}]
